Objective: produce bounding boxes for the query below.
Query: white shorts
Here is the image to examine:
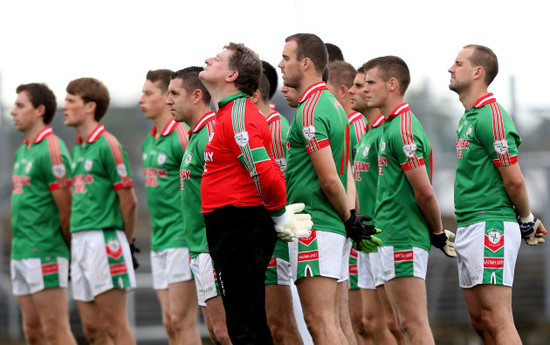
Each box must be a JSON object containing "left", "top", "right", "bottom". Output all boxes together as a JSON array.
[
  {"left": 71, "top": 230, "right": 136, "bottom": 302},
  {"left": 379, "top": 246, "right": 429, "bottom": 281},
  {"left": 11, "top": 257, "right": 69, "bottom": 296},
  {"left": 265, "top": 256, "right": 292, "bottom": 286},
  {"left": 289, "top": 230, "right": 347, "bottom": 281},
  {"left": 151, "top": 247, "right": 193, "bottom": 290},
  {"left": 357, "top": 251, "right": 383, "bottom": 290},
  {"left": 455, "top": 221, "right": 520, "bottom": 288},
  {"left": 338, "top": 238, "right": 352, "bottom": 283},
  {"left": 190, "top": 253, "right": 219, "bottom": 307}
]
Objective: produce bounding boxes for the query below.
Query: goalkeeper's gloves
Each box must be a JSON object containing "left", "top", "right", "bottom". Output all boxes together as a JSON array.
[
  {"left": 430, "top": 230, "right": 457, "bottom": 258},
  {"left": 272, "top": 203, "right": 313, "bottom": 242},
  {"left": 352, "top": 228, "right": 383, "bottom": 252},
  {"left": 344, "top": 210, "right": 377, "bottom": 243},
  {"left": 518, "top": 212, "right": 547, "bottom": 246},
  {"left": 130, "top": 238, "right": 141, "bottom": 269}
]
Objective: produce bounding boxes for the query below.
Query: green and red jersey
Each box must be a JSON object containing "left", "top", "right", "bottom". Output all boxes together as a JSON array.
[
  {"left": 266, "top": 111, "right": 289, "bottom": 175},
  {"left": 454, "top": 94, "right": 521, "bottom": 226},
  {"left": 143, "top": 119, "right": 189, "bottom": 251},
  {"left": 181, "top": 111, "right": 216, "bottom": 257},
  {"left": 375, "top": 104, "right": 432, "bottom": 251},
  {"left": 11, "top": 127, "right": 72, "bottom": 260},
  {"left": 201, "top": 93, "right": 286, "bottom": 215},
  {"left": 348, "top": 111, "right": 367, "bottom": 160},
  {"left": 285, "top": 82, "right": 350, "bottom": 235},
  {"left": 70, "top": 124, "right": 134, "bottom": 233},
  {"left": 354, "top": 115, "right": 385, "bottom": 252}
]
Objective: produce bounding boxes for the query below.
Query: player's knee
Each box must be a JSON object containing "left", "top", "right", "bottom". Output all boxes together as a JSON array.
[{"left": 22, "top": 321, "right": 45, "bottom": 345}]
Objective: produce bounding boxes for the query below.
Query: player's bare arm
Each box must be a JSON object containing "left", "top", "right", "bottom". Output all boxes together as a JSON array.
[
  {"left": 497, "top": 164, "right": 530, "bottom": 217},
  {"left": 117, "top": 187, "right": 137, "bottom": 241},
  {"left": 52, "top": 187, "right": 72, "bottom": 247},
  {"left": 404, "top": 166, "right": 443, "bottom": 233},
  {"left": 309, "top": 145, "right": 351, "bottom": 222}
]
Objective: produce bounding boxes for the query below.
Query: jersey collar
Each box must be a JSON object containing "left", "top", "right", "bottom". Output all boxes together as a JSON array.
[
  {"left": 190, "top": 110, "right": 216, "bottom": 135},
  {"left": 151, "top": 118, "right": 178, "bottom": 137},
  {"left": 371, "top": 114, "right": 386, "bottom": 128},
  {"left": 387, "top": 103, "right": 410, "bottom": 121},
  {"left": 348, "top": 111, "right": 363, "bottom": 123},
  {"left": 77, "top": 124, "right": 105, "bottom": 144},
  {"left": 24, "top": 126, "right": 53, "bottom": 144},
  {"left": 472, "top": 93, "right": 496, "bottom": 108},
  {"left": 266, "top": 111, "right": 281, "bottom": 124},
  {"left": 298, "top": 82, "right": 327, "bottom": 103},
  {"left": 218, "top": 92, "right": 249, "bottom": 109}
]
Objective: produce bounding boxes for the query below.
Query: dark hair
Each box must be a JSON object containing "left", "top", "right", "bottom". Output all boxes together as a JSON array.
[
  {"left": 224, "top": 42, "right": 262, "bottom": 96},
  {"left": 285, "top": 33, "right": 328, "bottom": 76},
  {"left": 258, "top": 73, "right": 271, "bottom": 103},
  {"left": 171, "top": 66, "right": 212, "bottom": 104},
  {"left": 327, "top": 61, "right": 356, "bottom": 88},
  {"left": 66, "top": 77, "right": 110, "bottom": 121},
  {"left": 146, "top": 69, "right": 172, "bottom": 93},
  {"left": 16, "top": 83, "right": 57, "bottom": 125},
  {"left": 325, "top": 42, "right": 344, "bottom": 62},
  {"left": 261, "top": 60, "right": 278, "bottom": 100},
  {"left": 362, "top": 56, "right": 411, "bottom": 95},
  {"left": 464, "top": 44, "right": 499, "bottom": 86}
]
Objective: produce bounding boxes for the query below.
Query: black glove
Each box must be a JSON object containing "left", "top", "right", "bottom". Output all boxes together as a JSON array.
[
  {"left": 130, "top": 238, "right": 141, "bottom": 269},
  {"left": 344, "top": 210, "right": 376, "bottom": 243},
  {"left": 429, "top": 230, "right": 457, "bottom": 258}
]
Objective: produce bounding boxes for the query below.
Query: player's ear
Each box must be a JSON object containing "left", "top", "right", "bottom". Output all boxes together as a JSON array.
[
  {"left": 473, "top": 66, "right": 484, "bottom": 81},
  {"left": 226, "top": 70, "right": 238, "bottom": 83},
  {"left": 388, "top": 77, "right": 399, "bottom": 92}
]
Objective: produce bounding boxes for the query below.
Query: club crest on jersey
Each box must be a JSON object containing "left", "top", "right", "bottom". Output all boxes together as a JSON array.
[
  {"left": 116, "top": 164, "right": 128, "bottom": 177},
  {"left": 142, "top": 153, "right": 147, "bottom": 160},
  {"left": 380, "top": 140, "right": 386, "bottom": 153},
  {"left": 184, "top": 152, "right": 193, "bottom": 165},
  {"left": 14, "top": 162, "right": 19, "bottom": 169},
  {"left": 25, "top": 162, "right": 33, "bottom": 173},
  {"left": 403, "top": 143, "right": 417, "bottom": 158},
  {"left": 493, "top": 140, "right": 509, "bottom": 154},
  {"left": 465, "top": 126, "right": 473, "bottom": 138},
  {"left": 105, "top": 239, "right": 123, "bottom": 259},
  {"left": 362, "top": 146, "right": 370, "bottom": 158},
  {"left": 303, "top": 126, "right": 316, "bottom": 140},
  {"left": 235, "top": 131, "right": 249, "bottom": 147},
  {"left": 85, "top": 159, "right": 93, "bottom": 171},
  {"left": 157, "top": 153, "right": 166, "bottom": 165},
  {"left": 52, "top": 164, "right": 66, "bottom": 178}
]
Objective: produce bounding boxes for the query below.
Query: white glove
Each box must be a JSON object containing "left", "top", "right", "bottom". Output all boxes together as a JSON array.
[
  {"left": 518, "top": 212, "right": 547, "bottom": 246},
  {"left": 272, "top": 203, "right": 313, "bottom": 242}
]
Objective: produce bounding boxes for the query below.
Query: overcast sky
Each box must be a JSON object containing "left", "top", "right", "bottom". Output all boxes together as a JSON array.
[{"left": 1, "top": 0, "right": 548, "bottom": 125}]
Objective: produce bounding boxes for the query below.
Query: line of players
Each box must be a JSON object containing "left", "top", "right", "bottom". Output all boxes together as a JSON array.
[{"left": 9, "top": 33, "right": 547, "bottom": 345}]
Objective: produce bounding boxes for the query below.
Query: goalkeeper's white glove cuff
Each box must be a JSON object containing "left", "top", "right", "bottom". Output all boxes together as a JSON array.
[
  {"left": 271, "top": 211, "right": 288, "bottom": 227},
  {"left": 519, "top": 212, "right": 534, "bottom": 224}
]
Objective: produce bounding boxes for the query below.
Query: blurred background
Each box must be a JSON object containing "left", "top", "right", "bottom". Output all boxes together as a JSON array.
[{"left": 2, "top": 0, "right": 550, "bottom": 343}]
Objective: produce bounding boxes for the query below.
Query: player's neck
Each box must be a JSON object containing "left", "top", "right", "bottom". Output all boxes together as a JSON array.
[
  {"left": 152, "top": 111, "right": 173, "bottom": 139},
  {"left": 76, "top": 119, "right": 100, "bottom": 145},
  {"left": 209, "top": 83, "right": 242, "bottom": 107},
  {"left": 297, "top": 75, "right": 323, "bottom": 99},
  {"left": 380, "top": 97, "right": 405, "bottom": 119},
  {"left": 258, "top": 103, "right": 273, "bottom": 119},
  {"left": 25, "top": 122, "right": 47, "bottom": 147},
  {"left": 187, "top": 105, "right": 212, "bottom": 130},
  {"left": 460, "top": 85, "right": 489, "bottom": 111},
  {"left": 362, "top": 108, "right": 381, "bottom": 125}
]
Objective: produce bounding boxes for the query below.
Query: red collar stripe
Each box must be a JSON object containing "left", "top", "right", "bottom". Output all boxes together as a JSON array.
[
  {"left": 473, "top": 93, "right": 496, "bottom": 108},
  {"left": 193, "top": 111, "right": 216, "bottom": 133},
  {"left": 175, "top": 123, "right": 189, "bottom": 150},
  {"left": 266, "top": 111, "right": 281, "bottom": 124},
  {"left": 298, "top": 82, "right": 326, "bottom": 103}
]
